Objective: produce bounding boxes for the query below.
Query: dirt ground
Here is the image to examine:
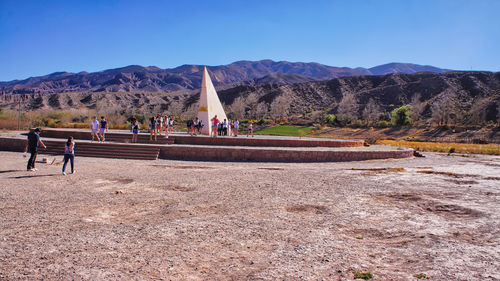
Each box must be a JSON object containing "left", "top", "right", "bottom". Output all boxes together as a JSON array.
[{"left": 0, "top": 151, "right": 499, "bottom": 280}]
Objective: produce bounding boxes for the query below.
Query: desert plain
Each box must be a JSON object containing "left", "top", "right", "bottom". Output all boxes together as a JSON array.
[{"left": 0, "top": 151, "right": 499, "bottom": 280}]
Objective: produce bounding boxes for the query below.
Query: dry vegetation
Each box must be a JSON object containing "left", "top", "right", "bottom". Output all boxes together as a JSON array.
[{"left": 379, "top": 140, "right": 500, "bottom": 155}]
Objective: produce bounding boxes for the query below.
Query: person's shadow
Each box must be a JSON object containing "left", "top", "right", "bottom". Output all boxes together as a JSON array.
[
  {"left": 10, "top": 174, "right": 59, "bottom": 179},
  {"left": 0, "top": 170, "right": 18, "bottom": 174}
]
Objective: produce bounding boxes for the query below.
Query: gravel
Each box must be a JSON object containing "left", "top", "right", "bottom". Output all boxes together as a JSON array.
[{"left": 1, "top": 151, "right": 499, "bottom": 280}]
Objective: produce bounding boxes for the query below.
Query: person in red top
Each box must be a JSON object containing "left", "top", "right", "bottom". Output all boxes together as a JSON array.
[{"left": 211, "top": 115, "right": 219, "bottom": 137}]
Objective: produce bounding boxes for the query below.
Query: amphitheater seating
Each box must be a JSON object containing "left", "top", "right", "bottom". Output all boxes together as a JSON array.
[{"left": 42, "top": 140, "right": 160, "bottom": 160}]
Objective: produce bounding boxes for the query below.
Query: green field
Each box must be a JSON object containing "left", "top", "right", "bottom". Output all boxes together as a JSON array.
[{"left": 254, "top": 125, "right": 314, "bottom": 137}]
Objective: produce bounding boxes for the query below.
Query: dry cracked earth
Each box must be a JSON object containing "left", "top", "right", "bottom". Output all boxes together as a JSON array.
[{"left": 0, "top": 151, "right": 499, "bottom": 280}]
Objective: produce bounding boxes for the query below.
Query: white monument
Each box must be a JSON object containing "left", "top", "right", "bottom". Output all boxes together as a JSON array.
[{"left": 197, "top": 67, "right": 228, "bottom": 135}]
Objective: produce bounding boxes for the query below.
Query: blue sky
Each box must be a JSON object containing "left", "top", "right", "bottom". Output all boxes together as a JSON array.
[{"left": 0, "top": 0, "right": 499, "bottom": 81}]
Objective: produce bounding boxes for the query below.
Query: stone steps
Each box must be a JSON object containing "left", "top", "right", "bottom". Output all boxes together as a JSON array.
[{"left": 42, "top": 141, "right": 160, "bottom": 160}]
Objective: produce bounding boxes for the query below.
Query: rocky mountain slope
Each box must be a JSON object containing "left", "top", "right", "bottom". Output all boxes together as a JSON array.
[
  {"left": 2, "top": 71, "right": 499, "bottom": 124},
  {"left": 0, "top": 60, "right": 452, "bottom": 95}
]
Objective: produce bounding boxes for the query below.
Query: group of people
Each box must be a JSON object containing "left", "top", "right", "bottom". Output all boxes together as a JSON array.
[
  {"left": 90, "top": 116, "right": 109, "bottom": 143},
  {"left": 210, "top": 115, "right": 253, "bottom": 137},
  {"left": 186, "top": 118, "right": 203, "bottom": 136},
  {"left": 24, "top": 128, "right": 75, "bottom": 175},
  {"left": 147, "top": 114, "right": 174, "bottom": 141},
  {"left": 22, "top": 114, "right": 256, "bottom": 175}
]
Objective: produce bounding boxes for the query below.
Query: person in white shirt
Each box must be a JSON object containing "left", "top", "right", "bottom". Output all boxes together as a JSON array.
[
  {"left": 90, "top": 116, "right": 100, "bottom": 142},
  {"left": 233, "top": 119, "right": 240, "bottom": 137}
]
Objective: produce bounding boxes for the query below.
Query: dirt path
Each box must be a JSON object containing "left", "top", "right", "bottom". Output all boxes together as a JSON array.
[{"left": 0, "top": 152, "right": 499, "bottom": 280}]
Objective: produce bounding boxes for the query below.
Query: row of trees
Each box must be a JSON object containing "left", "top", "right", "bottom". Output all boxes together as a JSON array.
[{"left": 221, "top": 90, "right": 500, "bottom": 127}]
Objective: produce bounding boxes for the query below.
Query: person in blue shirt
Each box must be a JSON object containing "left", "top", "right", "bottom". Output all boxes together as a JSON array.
[
  {"left": 24, "top": 128, "right": 46, "bottom": 171},
  {"left": 131, "top": 119, "right": 140, "bottom": 143},
  {"left": 62, "top": 136, "right": 75, "bottom": 175}
]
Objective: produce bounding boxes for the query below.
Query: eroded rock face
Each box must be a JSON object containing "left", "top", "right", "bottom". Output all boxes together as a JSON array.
[{"left": 1, "top": 71, "right": 499, "bottom": 125}]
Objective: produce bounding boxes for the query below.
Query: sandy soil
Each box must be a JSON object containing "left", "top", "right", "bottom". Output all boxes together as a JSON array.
[{"left": 0, "top": 151, "right": 499, "bottom": 280}]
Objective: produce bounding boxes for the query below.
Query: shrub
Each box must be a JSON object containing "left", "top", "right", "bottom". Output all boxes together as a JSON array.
[
  {"left": 351, "top": 120, "right": 365, "bottom": 128},
  {"left": 376, "top": 120, "right": 390, "bottom": 128},
  {"left": 354, "top": 272, "right": 373, "bottom": 279},
  {"left": 391, "top": 105, "right": 411, "bottom": 126},
  {"left": 324, "top": 114, "right": 336, "bottom": 126},
  {"left": 413, "top": 273, "right": 429, "bottom": 279}
]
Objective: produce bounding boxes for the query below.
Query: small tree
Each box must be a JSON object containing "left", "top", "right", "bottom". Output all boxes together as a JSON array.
[
  {"left": 431, "top": 90, "right": 462, "bottom": 126},
  {"left": 245, "top": 93, "right": 259, "bottom": 119},
  {"left": 254, "top": 102, "right": 269, "bottom": 120},
  {"left": 336, "top": 93, "right": 359, "bottom": 125},
  {"left": 498, "top": 102, "right": 500, "bottom": 125},
  {"left": 362, "top": 98, "right": 382, "bottom": 126},
  {"left": 391, "top": 105, "right": 411, "bottom": 126},
  {"left": 409, "top": 93, "right": 425, "bottom": 125},
  {"left": 270, "top": 95, "right": 291, "bottom": 120},
  {"left": 167, "top": 100, "right": 184, "bottom": 118},
  {"left": 468, "top": 98, "right": 489, "bottom": 125},
  {"left": 229, "top": 97, "right": 246, "bottom": 119}
]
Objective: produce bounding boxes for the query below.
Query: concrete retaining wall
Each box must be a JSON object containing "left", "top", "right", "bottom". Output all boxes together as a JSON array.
[
  {"left": 0, "top": 137, "right": 413, "bottom": 162},
  {"left": 158, "top": 146, "right": 413, "bottom": 162}
]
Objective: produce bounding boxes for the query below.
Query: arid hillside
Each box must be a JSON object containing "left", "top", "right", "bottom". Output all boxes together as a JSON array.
[{"left": 1, "top": 71, "right": 499, "bottom": 126}]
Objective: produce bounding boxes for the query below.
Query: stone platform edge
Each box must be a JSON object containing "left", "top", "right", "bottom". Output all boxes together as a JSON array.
[
  {"left": 0, "top": 137, "right": 413, "bottom": 163},
  {"left": 40, "top": 129, "right": 364, "bottom": 148}
]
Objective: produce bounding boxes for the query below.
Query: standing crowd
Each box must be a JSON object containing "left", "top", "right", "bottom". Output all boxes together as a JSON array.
[{"left": 23, "top": 114, "right": 256, "bottom": 174}]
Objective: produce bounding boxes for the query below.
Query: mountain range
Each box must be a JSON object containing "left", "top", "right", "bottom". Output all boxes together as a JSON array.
[
  {"left": 2, "top": 71, "right": 498, "bottom": 126},
  {"left": 0, "top": 60, "right": 452, "bottom": 95}
]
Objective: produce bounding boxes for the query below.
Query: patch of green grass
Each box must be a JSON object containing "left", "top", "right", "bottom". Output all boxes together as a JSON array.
[
  {"left": 354, "top": 271, "right": 373, "bottom": 279},
  {"left": 254, "top": 125, "right": 314, "bottom": 137}
]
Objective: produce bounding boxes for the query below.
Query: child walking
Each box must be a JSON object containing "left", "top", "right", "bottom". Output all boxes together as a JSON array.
[{"left": 62, "top": 136, "right": 75, "bottom": 175}]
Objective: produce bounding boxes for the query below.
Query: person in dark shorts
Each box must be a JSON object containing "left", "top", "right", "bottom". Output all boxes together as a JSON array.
[
  {"left": 247, "top": 122, "right": 254, "bottom": 137},
  {"left": 186, "top": 119, "right": 193, "bottom": 136},
  {"left": 99, "top": 116, "right": 109, "bottom": 142},
  {"left": 194, "top": 117, "right": 200, "bottom": 136},
  {"left": 149, "top": 116, "right": 157, "bottom": 141},
  {"left": 24, "top": 128, "right": 46, "bottom": 171},
  {"left": 156, "top": 114, "right": 163, "bottom": 135},
  {"left": 62, "top": 136, "right": 75, "bottom": 175},
  {"left": 222, "top": 119, "right": 228, "bottom": 136},
  {"left": 131, "top": 119, "right": 140, "bottom": 143}
]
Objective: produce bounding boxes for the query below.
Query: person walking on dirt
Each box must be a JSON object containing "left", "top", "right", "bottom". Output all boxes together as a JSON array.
[
  {"left": 99, "top": 116, "right": 109, "bottom": 142},
  {"left": 24, "top": 128, "right": 46, "bottom": 171},
  {"left": 90, "top": 116, "right": 100, "bottom": 142},
  {"left": 62, "top": 136, "right": 75, "bottom": 175}
]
